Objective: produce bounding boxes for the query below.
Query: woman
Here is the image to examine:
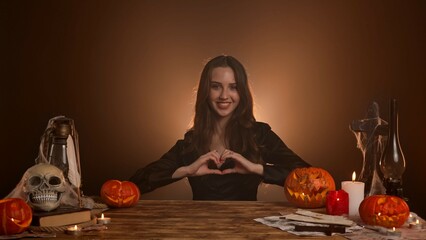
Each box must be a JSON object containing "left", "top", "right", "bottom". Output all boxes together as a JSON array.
[{"left": 130, "top": 55, "right": 310, "bottom": 200}]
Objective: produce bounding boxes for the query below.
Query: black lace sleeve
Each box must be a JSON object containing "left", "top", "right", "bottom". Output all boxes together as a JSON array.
[
  {"left": 256, "top": 122, "right": 311, "bottom": 186},
  {"left": 129, "top": 140, "right": 186, "bottom": 194}
]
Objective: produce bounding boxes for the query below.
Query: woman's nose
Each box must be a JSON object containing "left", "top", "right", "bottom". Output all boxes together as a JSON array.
[{"left": 219, "top": 89, "right": 228, "bottom": 99}]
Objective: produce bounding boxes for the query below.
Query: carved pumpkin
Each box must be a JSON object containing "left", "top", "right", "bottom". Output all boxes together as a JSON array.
[
  {"left": 100, "top": 180, "right": 140, "bottom": 208},
  {"left": 359, "top": 195, "right": 409, "bottom": 228},
  {"left": 0, "top": 198, "right": 33, "bottom": 235},
  {"left": 284, "top": 167, "right": 336, "bottom": 208}
]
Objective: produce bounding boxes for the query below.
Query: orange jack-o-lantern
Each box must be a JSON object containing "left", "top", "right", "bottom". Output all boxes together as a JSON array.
[
  {"left": 0, "top": 198, "right": 33, "bottom": 235},
  {"left": 359, "top": 195, "right": 409, "bottom": 228},
  {"left": 284, "top": 167, "right": 336, "bottom": 208},
  {"left": 100, "top": 180, "right": 140, "bottom": 208}
]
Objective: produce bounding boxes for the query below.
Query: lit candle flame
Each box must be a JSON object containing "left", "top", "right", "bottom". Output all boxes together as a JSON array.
[
  {"left": 337, "top": 198, "right": 340, "bottom": 201},
  {"left": 11, "top": 218, "right": 15, "bottom": 222},
  {"left": 392, "top": 227, "right": 396, "bottom": 231},
  {"left": 101, "top": 213, "right": 104, "bottom": 219},
  {"left": 416, "top": 219, "right": 420, "bottom": 224},
  {"left": 73, "top": 225, "right": 78, "bottom": 230},
  {"left": 352, "top": 171, "right": 356, "bottom": 181}
]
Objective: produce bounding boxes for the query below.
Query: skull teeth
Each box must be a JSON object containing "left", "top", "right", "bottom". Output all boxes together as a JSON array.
[{"left": 30, "top": 192, "right": 59, "bottom": 203}]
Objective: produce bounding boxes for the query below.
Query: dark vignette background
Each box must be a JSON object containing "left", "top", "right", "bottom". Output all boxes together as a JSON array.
[{"left": 1, "top": 0, "right": 425, "bottom": 217}]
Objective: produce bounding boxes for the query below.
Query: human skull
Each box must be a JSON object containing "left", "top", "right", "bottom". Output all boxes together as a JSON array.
[{"left": 23, "top": 163, "right": 66, "bottom": 211}]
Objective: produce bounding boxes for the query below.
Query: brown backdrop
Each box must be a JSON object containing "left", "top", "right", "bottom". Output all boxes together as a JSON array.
[{"left": 2, "top": 1, "right": 425, "bottom": 217}]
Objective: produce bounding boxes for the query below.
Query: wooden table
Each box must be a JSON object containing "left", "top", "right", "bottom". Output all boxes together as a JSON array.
[{"left": 31, "top": 200, "right": 347, "bottom": 239}]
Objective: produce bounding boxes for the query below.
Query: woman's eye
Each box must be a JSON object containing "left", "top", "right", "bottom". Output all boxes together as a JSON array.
[
  {"left": 211, "top": 84, "right": 221, "bottom": 90},
  {"left": 230, "top": 85, "right": 237, "bottom": 90}
]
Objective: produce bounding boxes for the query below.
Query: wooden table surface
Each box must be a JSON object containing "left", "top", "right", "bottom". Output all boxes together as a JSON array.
[{"left": 30, "top": 200, "right": 347, "bottom": 239}]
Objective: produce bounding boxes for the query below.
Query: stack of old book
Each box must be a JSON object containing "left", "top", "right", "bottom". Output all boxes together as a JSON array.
[{"left": 31, "top": 207, "right": 92, "bottom": 227}]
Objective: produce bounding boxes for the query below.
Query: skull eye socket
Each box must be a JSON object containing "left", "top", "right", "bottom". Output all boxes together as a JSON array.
[
  {"left": 29, "top": 176, "right": 42, "bottom": 187},
  {"left": 49, "top": 176, "right": 62, "bottom": 185}
]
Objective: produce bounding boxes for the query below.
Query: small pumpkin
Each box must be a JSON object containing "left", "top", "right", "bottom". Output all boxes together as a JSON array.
[
  {"left": 100, "top": 180, "right": 140, "bottom": 208},
  {"left": 284, "top": 167, "right": 336, "bottom": 208},
  {"left": 359, "top": 195, "right": 409, "bottom": 228},
  {"left": 0, "top": 198, "right": 33, "bottom": 235}
]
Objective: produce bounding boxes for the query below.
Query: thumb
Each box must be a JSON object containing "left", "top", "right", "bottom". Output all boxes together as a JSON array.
[
  {"left": 221, "top": 168, "right": 237, "bottom": 174},
  {"left": 208, "top": 169, "right": 224, "bottom": 175}
]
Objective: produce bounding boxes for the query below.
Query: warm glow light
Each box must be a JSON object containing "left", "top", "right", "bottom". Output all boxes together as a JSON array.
[
  {"left": 337, "top": 198, "right": 340, "bottom": 201},
  {"left": 66, "top": 224, "right": 81, "bottom": 234},
  {"left": 11, "top": 218, "right": 14, "bottom": 222},
  {"left": 378, "top": 212, "right": 381, "bottom": 216},
  {"left": 97, "top": 213, "right": 111, "bottom": 224},
  {"left": 416, "top": 219, "right": 420, "bottom": 224},
  {"left": 352, "top": 171, "right": 356, "bottom": 181},
  {"left": 392, "top": 227, "right": 396, "bottom": 231}
]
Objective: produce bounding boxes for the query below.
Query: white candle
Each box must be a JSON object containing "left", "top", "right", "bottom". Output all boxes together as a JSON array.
[
  {"left": 387, "top": 227, "right": 402, "bottom": 236},
  {"left": 341, "top": 171, "right": 365, "bottom": 217},
  {"left": 97, "top": 213, "right": 111, "bottom": 224},
  {"left": 66, "top": 225, "right": 82, "bottom": 235},
  {"left": 409, "top": 219, "right": 422, "bottom": 230}
]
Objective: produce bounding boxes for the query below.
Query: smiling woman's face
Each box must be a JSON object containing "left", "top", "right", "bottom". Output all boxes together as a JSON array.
[{"left": 208, "top": 67, "right": 240, "bottom": 120}]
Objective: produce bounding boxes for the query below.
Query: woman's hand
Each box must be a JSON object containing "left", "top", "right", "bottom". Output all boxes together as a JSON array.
[
  {"left": 220, "top": 149, "right": 264, "bottom": 176},
  {"left": 172, "top": 150, "right": 223, "bottom": 178}
]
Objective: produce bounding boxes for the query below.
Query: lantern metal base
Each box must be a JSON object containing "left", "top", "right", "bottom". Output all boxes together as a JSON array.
[{"left": 383, "top": 178, "right": 408, "bottom": 201}]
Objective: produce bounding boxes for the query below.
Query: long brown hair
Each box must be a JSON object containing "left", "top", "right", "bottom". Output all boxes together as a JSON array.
[{"left": 188, "top": 55, "right": 260, "bottom": 163}]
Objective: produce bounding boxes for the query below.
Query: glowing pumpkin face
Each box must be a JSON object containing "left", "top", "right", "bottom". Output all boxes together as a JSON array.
[
  {"left": 359, "top": 195, "right": 409, "bottom": 228},
  {"left": 284, "top": 167, "right": 336, "bottom": 208},
  {"left": 100, "top": 180, "right": 140, "bottom": 208},
  {"left": 0, "top": 198, "right": 33, "bottom": 235}
]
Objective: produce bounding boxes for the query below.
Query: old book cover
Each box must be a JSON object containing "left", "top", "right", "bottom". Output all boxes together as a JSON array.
[{"left": 31, "top": 207, "right": 92, "bottom": 227}]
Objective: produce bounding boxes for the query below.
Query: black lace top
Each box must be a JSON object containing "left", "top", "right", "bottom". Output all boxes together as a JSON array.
[{"left": 129, "top": 122, "right": 310, "bottom": 200}]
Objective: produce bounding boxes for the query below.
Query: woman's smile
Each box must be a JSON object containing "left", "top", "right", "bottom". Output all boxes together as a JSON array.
[{"left": 216, "top": 101, "right": 232, "bottom": 109}]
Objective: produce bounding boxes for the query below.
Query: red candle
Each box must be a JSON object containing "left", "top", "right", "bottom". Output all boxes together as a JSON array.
[{"left": 326, "top": 190, "right": 349, "bottom": 215}]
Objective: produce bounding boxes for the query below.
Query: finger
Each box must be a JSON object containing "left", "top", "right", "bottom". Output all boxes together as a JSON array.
[
  {"left": 206, "top": 150, "right": 219, "bottom": 159},
  {"left": 221, "top": 168, "right": 236, "bottom": 174},
  {"left": 224, "top": 149, "right": 233, "bottom": 155},
  {"left": 207, "top": 169, "right": 223, "bottom": 175},
  {"left": 221, "top": 149, "right": 233, "bottom": 159},
  {"left": 202, "top": 151, "right": 220, "bottom": 163},
  {"left": 212, "top": 151, "right": 221, "bottom": 162},
  {"left": 205, "top": 153, "right": 219, "bottom": 165}
]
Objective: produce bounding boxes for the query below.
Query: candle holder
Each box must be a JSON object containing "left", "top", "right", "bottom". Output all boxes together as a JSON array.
[
  {"left": 387, "top": 227, "right": 402, "bottom": 237},
  {"left": 97, "top": 213, "right": 111, "bottom": 224},
  {"left": 65, "top": 225, "right": 82, "bottom": 235},
  {"left": 409, "top": 220, "right": 422, "bottom": 230}
]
